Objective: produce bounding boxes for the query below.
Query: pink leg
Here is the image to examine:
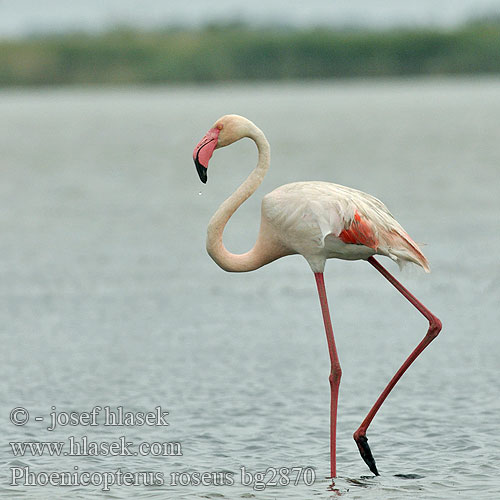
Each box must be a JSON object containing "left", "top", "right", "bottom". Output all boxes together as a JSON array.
[
  {"left": 315, "top": 272, "right": 342, "bottom": 479},
  {"left": 353, "top": 256, "right": 442, "bottom": 475}
]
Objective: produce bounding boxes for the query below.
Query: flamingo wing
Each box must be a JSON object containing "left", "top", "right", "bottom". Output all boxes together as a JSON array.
[
  {"left": 339, "top": 211, "right": 378, "bottom": 249},
  {"left": 263, "top": 181, "right": 430, "bottom": 272},
  {"left": 337, "top": 200, "right": 430, "bottom": 272}
]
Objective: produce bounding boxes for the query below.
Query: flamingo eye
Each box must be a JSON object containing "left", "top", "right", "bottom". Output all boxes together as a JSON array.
[{"left": 217, "top": 124, "right": 223, "bottom": 130}]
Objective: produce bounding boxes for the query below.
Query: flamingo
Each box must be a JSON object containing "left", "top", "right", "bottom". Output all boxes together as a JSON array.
[{"left": 192, "top": 114, "right": 442, "bottom": 479}]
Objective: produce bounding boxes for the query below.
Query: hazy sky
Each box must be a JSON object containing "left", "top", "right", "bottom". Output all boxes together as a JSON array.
[{"left": 1, "top": 0, "right": 500, "bottom": 37}]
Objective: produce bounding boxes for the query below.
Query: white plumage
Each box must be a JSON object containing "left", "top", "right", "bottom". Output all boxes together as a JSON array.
[
  {"left": 262, "top": 181, "right": 429, "bottom": 272},
  {"left": 192, "top": 114, "right": 429, "bottom": 274}
]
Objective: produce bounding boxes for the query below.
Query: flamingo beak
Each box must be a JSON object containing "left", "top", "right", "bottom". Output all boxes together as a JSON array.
[{"left": 193, "top": 127, "right": 220, "bottom": 184}]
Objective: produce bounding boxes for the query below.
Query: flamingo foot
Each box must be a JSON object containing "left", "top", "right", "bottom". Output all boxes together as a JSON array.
[{"left": 354, "top": 433, "right": 379, "bottom": 476}]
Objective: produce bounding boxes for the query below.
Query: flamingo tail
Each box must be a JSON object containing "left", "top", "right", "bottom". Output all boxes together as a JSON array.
[{"left": 382, "top": 230, "right": 431, "bottom": 273}]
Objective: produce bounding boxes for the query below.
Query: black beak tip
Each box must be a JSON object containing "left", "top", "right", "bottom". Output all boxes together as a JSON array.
[{"left": 194, "top": 159, "right": 208, "bottom": 184}]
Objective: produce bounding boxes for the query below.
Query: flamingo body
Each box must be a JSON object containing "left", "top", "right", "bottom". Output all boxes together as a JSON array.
[{"left": 261, "top": 180, "right": 429, "bottom": 273}]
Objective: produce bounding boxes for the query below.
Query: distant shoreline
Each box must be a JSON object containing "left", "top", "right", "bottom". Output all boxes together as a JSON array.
[{"left": 1, "top": 23, "right": 499, "bottom": 87}]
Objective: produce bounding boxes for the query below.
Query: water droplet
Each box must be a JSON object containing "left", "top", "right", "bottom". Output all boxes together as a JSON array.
[{"left": 198, "top": 191, "right": 202, "bottom": 196}]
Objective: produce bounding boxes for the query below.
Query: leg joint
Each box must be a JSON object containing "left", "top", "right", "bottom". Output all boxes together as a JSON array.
[
  {"left": 427, "top": 315, "right": 442, "bottom": 339},
  {"left": 353, "top": 429, "right": 364, "bottom": 441},
  {"left": 329, "top": 365, "right": 342, "bottom": 385}
]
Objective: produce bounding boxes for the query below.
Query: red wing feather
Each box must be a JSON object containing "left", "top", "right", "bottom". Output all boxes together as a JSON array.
[{"left": 339, "top": 211, "right": 378, "bottom": 249}]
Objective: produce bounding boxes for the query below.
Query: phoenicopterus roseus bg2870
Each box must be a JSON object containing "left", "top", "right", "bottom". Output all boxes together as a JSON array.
[{"left": 192, "top": 114, "right": 442, "bottom": 479}]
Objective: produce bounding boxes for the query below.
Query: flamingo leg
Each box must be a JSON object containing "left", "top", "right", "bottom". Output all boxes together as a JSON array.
[
  {"left": 353, "top": 256, "right": 442, "bottom": 476},
  {"left": 314, "top": 272, "right": 342, "bottom": 479}
]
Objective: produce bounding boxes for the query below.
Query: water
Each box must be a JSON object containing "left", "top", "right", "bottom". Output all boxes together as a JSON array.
[{"left": 0, "top": 78, "right": 499, "bottom": 499}]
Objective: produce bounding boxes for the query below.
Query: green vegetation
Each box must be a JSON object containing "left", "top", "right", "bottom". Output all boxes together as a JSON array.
[{"left": 1, "top": 22, "right": 500, "bottom": 86}]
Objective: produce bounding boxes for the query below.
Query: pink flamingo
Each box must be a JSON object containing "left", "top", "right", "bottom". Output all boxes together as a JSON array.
[{"left": 192, "top": 114, "right": 442, "bottom": 478}]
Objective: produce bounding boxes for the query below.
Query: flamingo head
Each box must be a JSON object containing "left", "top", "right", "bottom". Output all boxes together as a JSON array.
[{"left": 193, "top": 114, "right": 253, "bottom": 183}]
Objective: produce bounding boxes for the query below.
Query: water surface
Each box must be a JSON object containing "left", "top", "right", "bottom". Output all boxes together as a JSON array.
[{"left": 1, "top": 78, "right": 499, "bottom": 499}]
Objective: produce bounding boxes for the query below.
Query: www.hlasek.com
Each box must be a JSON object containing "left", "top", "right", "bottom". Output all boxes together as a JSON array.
[
  {"left": 11, "top": 466, "right": 316, "bottom": 492},
  {"left": 10, "top": 436, "right": 182, "bottom": 458}
]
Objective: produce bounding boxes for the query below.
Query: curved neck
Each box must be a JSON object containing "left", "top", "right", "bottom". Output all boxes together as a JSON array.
[{"left": 206, "top": 128, "right": 271, "bottom": 272}]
